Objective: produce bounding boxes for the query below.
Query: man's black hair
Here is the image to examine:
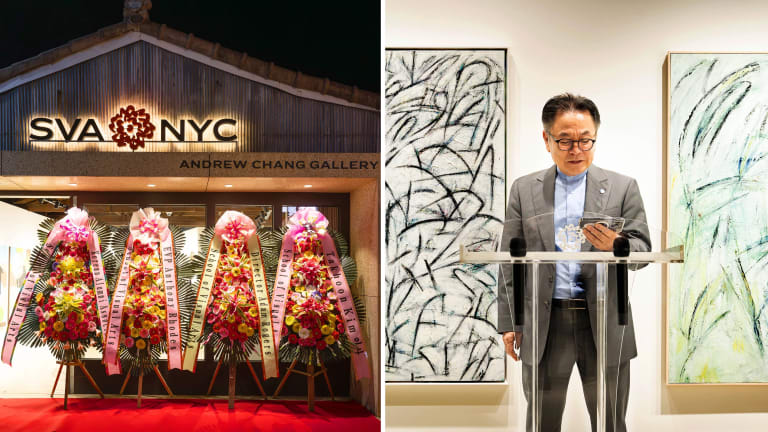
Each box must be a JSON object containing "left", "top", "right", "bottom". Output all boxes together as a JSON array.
[{"left": 542, "top": 93, "right": 600, "bottom": 132}]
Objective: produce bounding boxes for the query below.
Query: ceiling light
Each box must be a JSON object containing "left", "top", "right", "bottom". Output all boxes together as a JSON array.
[
  {"left": 303, "top": 184, "right": 312, "bottom": 188},
  {"left": 224, "top": 184, "right": 233, "bottom": 188},
  {"left": 68, "top": 183, "right": 77, "bottom": 187},
  {"left": 147, "top": 184, "right": 156, "bottom": 188}
]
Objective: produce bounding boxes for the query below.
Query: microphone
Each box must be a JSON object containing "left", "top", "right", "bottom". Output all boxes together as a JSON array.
[
  {"left": 613, "top": 236, "right": 630, "bottom": 326},
  {"left": 509, "top": 237, "right": 526, "bottom": 326}
]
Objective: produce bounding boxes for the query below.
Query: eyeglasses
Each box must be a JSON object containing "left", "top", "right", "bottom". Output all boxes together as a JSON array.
[{"left": 548, "top": 133, "right": 596, "bottom": 151}]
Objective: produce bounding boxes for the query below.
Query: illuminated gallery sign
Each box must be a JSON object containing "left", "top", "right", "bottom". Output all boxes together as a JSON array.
[{"left": 29, "top": 105, "right": 237, "bottom": 150}]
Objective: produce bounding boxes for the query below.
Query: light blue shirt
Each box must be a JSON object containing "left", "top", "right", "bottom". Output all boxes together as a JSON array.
[{"left": 554, "top": 167, "right": 587, "bottom": 299}]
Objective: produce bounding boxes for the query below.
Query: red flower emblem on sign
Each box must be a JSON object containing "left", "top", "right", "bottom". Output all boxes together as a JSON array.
[{"left": 109, "top": 105, "right": 155, "bottom": 150}]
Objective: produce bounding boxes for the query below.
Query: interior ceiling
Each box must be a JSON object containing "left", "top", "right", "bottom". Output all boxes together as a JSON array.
[
  {"left": 0, "top": 197, "right": 71, "bottom": 218},
  {"left": 0, "top": 176, "right": 376, "bottom": 193}
]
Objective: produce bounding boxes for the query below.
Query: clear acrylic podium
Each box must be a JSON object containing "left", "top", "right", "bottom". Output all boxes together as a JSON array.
[{"left": 460, "top": 213, "right": 683, "bottom": 432}]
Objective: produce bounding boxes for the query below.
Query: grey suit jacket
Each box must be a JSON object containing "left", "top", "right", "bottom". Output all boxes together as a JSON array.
[{"left": 497, "top": 164, "right": 651, "bottom": 366}]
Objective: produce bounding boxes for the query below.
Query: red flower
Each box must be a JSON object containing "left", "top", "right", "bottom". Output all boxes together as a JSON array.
[
  {"left": 316, "top": 340, "right": 327, "bottom": 350},
  {"left": 288, "top": 334, "right": 299, "bottom": 344}
]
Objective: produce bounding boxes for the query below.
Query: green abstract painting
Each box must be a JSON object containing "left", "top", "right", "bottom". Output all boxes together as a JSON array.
[{"left": 668, "top": 53, "right": 768, "bottom": 383}]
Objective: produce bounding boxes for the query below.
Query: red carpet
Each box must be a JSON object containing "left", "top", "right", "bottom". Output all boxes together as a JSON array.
[{"left": 0, "top": 398, "right": 380, "bottom": 432}]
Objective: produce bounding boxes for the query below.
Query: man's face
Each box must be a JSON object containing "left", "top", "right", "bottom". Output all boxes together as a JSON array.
[{"left": 543, "top": 110, "right": 597, "bottom": 176}]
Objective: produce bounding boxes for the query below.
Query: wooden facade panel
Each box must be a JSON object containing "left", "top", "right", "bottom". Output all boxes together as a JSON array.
[{"left": 0, "top": 41, "right": 379, "bottom": 153}]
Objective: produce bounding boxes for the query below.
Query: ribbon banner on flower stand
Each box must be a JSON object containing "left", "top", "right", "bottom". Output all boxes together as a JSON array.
[
  {"left": 103, "top": 208, "right": 185, "bottom": 407},
  {"left": 183, "top": 210, "right": 276, "bottom": 408},
  {"left": 1, "top": 207, "right": 110, "bottom": 408},
  {"left": 270, "top": 209, "right": 370, "bottom": 411}
]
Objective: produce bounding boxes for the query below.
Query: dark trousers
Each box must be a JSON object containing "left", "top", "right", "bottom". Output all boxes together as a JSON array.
[{"left": 522, "top": 305, "right": 630, "bottom": 432}]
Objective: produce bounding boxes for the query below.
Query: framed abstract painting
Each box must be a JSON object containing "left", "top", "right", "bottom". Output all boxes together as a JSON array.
[
  {"left": 666, "top": 52, "right": 768, "bottom": 384},
  {"left": 384, "top": 49, "right": 506, "bottom": 382}
]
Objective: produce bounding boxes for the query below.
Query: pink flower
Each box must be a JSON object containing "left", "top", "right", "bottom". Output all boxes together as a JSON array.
[
  {"left": 88, "top": 321, "right": 97, "bottom": 332},
  {"left": 218, "top": 327, "right": 229, "bottom": 338},
  {"left": 215, "top": 211, "right": 256, "bottom": 242},
  {"left": 35, "top": 306, "right": 44, "bottom": 318},
  {"left": 140, "top": 328, "right": 150, "bottom": 338},
  {"left": 129, "top": 208, "right": 170, "bottom": 244},
  {"left": 125, "top": 337, "right": 135, "bottom": 348}
]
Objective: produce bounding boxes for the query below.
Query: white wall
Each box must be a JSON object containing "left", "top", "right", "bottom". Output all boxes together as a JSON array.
[{"left": 386, "top": 0, "right": 768, "bottom": 430}]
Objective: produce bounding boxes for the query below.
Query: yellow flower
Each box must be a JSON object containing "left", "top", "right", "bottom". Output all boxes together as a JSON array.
[
  {"left": 77, "top": 313, "right": 84, "bottom": 323},
  {"left": 36, "top": 293, "right": 43, "bottom": 303},
  {"left": 238, "top": 323, "right": 249, "bottom": 333},
  {"left": 227, "top": 315, "right": 236, "bottom": 323},
  {"left": 292, "top": 323, "right": 301, "bottom": 333},
  {"left": 285, "top": 315, "right": 296, "bottom": 326},
  {"left": 246, "top": 327, "right": 255, "bottom": 337},
  {"left": 59, "top": 256, "right": 83, "bottom": 274},
  {"left": 328, "top": 314, "right": 337, "bottom": 323},
  {"left": 142, "top": 320, "right": 153, "bottom": 329},
  {"left": 135, "top": 339, "right": 146, "bottom": 350},
  {"left": 53, "top": 321, "right": 64, "bottom": 332},
  {"left": 324, "top": 335, "right": 336, "bottom": 345},
  {"left": 39, "top": 322, "right": 47, "bottom": 331},
  {"left": 321, "top": 325, "right": 333, "bottom": 335},
  {"left": 303, "top": 251, "right": 314, "bottom": 259},
  {"left": 232, "top": 267, "right": 241, "bottom": 277},
  {"left": 158, "top": 309, "right": 166, "bottom": 319},
  {"left": 295, "top": 285, "right": 305, "bottom": 292},
  {"left": 248, "top": 307, "right": 259, "bottom": 317},
  {"left": 131, "top": 327, "right": 140, "bottom": 338}
]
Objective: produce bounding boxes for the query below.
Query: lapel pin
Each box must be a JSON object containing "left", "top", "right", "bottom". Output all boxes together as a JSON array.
[{"left": 599, "top": 188, "right": 605, "bottom": 194}]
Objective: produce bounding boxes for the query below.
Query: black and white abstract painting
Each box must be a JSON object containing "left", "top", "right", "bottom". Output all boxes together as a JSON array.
[{"left": 385, "top": 49, "right": 506, "bottom": 382}]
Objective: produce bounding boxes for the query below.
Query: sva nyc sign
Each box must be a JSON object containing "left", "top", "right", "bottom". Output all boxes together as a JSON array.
[{"left": 30, "top": 105, "right": 237, "bottom": 150}]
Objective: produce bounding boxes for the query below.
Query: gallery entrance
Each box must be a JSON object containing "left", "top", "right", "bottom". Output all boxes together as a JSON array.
[{"left": 1, "top": 190, "right": 352, "bottom": 399}]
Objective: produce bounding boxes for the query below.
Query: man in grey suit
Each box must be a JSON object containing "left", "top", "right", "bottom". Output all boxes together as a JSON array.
[{"left": 497, "top": 93, "right": 651, "bottom": 432}]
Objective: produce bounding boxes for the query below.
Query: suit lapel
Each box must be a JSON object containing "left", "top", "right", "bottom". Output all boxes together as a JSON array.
[
  {"left": 582, "top": 165, "right": 610, "bottom": 252},
  {"left": 532, "top": 165, "right": 557, "bottom": 251}
]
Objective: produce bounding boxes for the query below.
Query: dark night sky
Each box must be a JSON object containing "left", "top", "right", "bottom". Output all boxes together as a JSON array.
[{"left": 0, "top": 0, "right": 380, "bottom": 93}]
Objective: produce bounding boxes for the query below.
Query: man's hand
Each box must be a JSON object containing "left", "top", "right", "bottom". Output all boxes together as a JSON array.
[
  {"left": 583, "top": 224, "right": 619, "bottom": 251},
  {"left": 502, "top": 331, "right": 522, "bottom": 361}
]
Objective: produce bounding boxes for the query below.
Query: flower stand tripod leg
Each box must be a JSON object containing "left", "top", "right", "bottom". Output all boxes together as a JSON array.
[
  {"left": 77, "top": 360, "right": 105, "bottom": 398},
  {"left": 317, "top": 358, "right": 334, "bottom": 401},
  {"left": 137, "top": 369, "right": 143, "bottom": 409},
  {"left": 51, "top": 361, "right": 65, "bottom": 398},
  {"left": 153, "top": 365, "right": 174, "bottom": 397},
  {"left": 63, "top": 363, "right": 71, "bottom": 410},
  {"left": 245, "top": 361, "right": 267, "bottom": 399},
  {"left": 307, "top": 363, "right": 316, "bottom": 412},
  {"left": 119, "top": 366, "right": 133, "bottom": 395},
  {"left": 207, "top": 359, "right": 223, "bottom": 396},
  {"left": 228, "top": 360, "right": 237, "bottom": 410},
  {"left": 272, "top": 359, "right": 298, "bottom": 398}
]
